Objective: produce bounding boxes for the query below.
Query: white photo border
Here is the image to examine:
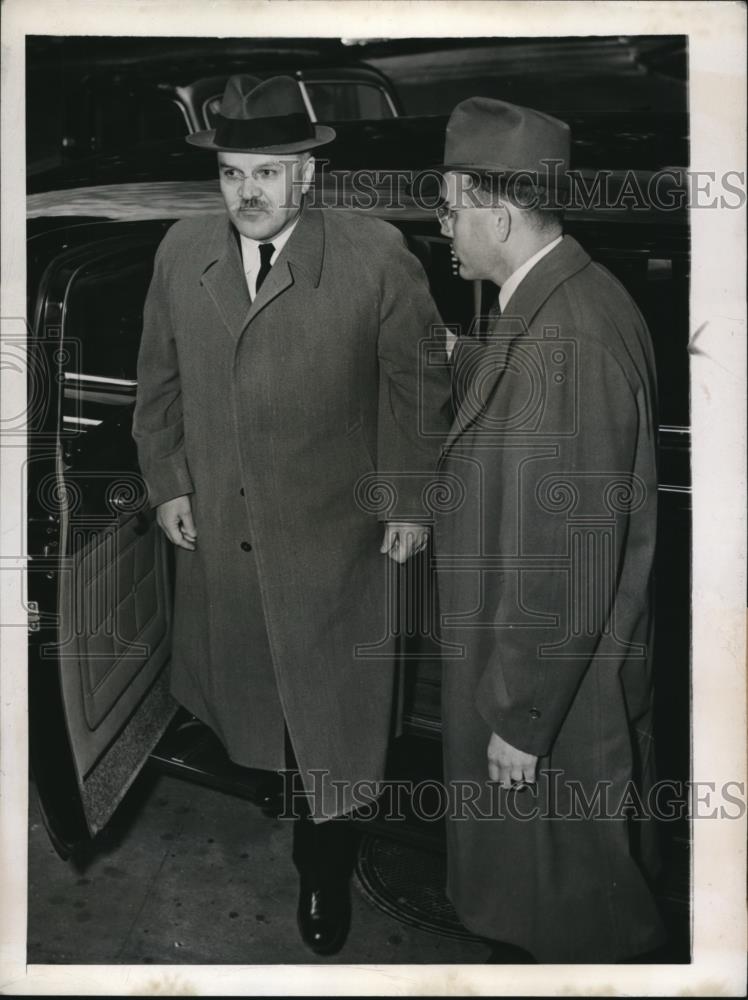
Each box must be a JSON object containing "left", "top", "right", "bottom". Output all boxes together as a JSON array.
[{"left": 2, "top": 1, "right": 745, "bottom": 995}]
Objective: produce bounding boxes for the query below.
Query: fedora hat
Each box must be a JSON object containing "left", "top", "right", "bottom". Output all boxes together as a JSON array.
[
  {"left": 431, "top": 97, "right": 571, "bottom": 192},
  {"left": 186, "top": 74, "right": 336, "bottom": 154}
]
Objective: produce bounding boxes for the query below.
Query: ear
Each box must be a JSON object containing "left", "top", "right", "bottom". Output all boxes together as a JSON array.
[
  {"left": 491, "top": 201, "right": 512, "bottom": 243},
  {"left": 493, "top": 202, "right": 511, "bottom": 243}
]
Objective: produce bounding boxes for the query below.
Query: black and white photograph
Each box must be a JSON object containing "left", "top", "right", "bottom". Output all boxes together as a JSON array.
[{"left": 1, "top": 0, "right": 745, "bottom": 995}]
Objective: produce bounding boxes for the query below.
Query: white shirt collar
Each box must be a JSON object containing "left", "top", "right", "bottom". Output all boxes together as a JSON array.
[
  {"left": 498, "top": 234, "right": 563, "bottom": 312},
  {"left": 239, "top": 217, "right": 299, "bottom": 294}
]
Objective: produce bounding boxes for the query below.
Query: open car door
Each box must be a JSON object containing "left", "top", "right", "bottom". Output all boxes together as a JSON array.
[{"left": 28, "top": 223, "right": 178, "bottom": 858}]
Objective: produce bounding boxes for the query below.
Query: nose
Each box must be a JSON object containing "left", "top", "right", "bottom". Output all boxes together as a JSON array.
[{"left": 239, "top": 176, "right": 262, "bottom": 202}]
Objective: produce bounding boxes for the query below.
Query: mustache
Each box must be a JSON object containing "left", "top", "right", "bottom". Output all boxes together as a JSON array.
[{"left": 237, "top": 199, "right": 268, "bottom": 211}]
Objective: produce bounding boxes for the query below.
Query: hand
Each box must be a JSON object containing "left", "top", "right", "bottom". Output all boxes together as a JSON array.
[
  {"left": 380, "top": 522, "right": 430, "bottom": 564},
  {"left": 156, "top": 495, "right": 197, "bottom": 551},
  {"left": 487, "top": 732, "right": 538, "bottom": 788}
]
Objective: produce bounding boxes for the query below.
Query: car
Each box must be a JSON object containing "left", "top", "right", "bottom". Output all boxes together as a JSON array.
[
  {"left": 27, "top": 34, "right": 687, "bottom": 175},
  {"left": 27, "top": 37, "right": 403, "bottom": 174},
  {"left": 25, "top": 106, "right": 691, "bottom": 952}
]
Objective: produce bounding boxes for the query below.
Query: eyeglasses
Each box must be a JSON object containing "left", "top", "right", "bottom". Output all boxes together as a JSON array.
[{"left": 435, "top": 204, "right": 455, "bottom": 225}]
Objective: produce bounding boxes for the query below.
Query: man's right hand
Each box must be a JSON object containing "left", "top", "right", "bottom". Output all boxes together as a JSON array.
[{"left": 156, "top": 495, "right": 197, "bottom": 550}]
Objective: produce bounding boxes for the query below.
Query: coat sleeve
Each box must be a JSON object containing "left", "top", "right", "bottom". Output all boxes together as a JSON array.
[
  {"left": 132, "top": 230, "right": 195, "bottom": 508},
  {"left": 474, "top": 332, "right": 656, "bottom": 757},
  {"left": 375, "top": 228, "right": 453, "bottom": 520}
]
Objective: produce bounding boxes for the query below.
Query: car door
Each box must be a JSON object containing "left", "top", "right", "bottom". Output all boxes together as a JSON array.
[{"left": 28, "top": 223, "right": 178, "bottom": 857}]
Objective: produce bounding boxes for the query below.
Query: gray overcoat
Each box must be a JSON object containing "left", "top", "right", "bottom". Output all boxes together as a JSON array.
[
  {"left": 133, "top": 207, "right": 451, "bottom": 819},
  {"left": 435, "top": 236, "right": 667, "bottom": 961}
]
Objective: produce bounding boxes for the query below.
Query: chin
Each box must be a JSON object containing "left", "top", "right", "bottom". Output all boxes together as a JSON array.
[{"left": 233, "top": 216, "right": 275, "bottom": 240}]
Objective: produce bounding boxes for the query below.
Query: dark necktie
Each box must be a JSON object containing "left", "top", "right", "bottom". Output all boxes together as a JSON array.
[
  {"left": 475, "top": 285, "right": 501, "bottom": 342},
  {"left": 488, "top": 292, "right": 502, "bottom": 330},
  {"left": 255, "top": 242, "right": 275, "bottom": 295}
]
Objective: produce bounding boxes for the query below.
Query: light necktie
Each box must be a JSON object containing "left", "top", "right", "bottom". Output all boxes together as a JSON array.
[{"left": 255, "top": 242, "right": 275, "bottom": 295}]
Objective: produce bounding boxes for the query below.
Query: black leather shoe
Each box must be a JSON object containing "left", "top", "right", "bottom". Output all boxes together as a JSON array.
[{"left": 297, "top": 878, "right": 351, "bottom": 956}]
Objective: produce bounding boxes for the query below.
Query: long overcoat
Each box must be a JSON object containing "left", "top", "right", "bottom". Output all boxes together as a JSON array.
[
  {"left": 434, "top": 236, "right": 667, "bottom": 961},
  {"left": 133, "top": 207, "right": 451, "bottom": 819}
]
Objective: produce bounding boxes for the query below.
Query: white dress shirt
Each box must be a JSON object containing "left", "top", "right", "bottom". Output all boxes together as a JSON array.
[
  {"left": 445, "top": 235, "right": 563, "bottom": 360},
  {"left": 240, "top": 219, "right": 298, "bottom": 299},
  {"left": 498, "top": 234, "right": 563, "bottom": 312}
]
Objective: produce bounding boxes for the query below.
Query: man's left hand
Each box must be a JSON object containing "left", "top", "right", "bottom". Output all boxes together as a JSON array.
[
  {"left": 487, "top": 732, "right": 538, "bottom": 788},
  {"left": 380, "top": 522, "right": 430, "bottom": 564}
]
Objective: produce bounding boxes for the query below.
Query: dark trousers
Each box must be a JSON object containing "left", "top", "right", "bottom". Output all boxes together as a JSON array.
[{"left": 284, "top": 728, "right": 358, "bottom": 885}]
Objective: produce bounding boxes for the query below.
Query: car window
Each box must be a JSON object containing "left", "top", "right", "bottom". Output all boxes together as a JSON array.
[
  {"left": 303, "top": 81, "right": 395, "bottom": 120},
  {"left": 60, "top": 242, "right": 159, "bottom": 412},
  {"left": 203, "top": 80, "right": 395, "bottom": 126},
  {"left": 203, "top": 95, "right": 224, "bottom": 126}
]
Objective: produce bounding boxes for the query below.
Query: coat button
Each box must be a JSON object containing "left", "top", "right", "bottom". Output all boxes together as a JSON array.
[
  {"left": 239, "top": 487, "right": 245, "bottom": 496},
  {"left": 240, "top": 541, "right": 252, "bottom": 552},
  {"left": 529, "top": 708, "right": 541, "bottom": 720}
]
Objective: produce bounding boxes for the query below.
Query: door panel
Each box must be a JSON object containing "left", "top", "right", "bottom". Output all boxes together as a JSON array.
[
  {"left": 29, "top": 228, "right": 178, "bottom": 847},
  {"left": 58, "top": 510, "right": 172, "bottom": 764}
]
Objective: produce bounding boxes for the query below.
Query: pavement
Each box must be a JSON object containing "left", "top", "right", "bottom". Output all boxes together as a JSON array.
[{"left": 27, "top": 768, "right": 490, "bottom": 965}]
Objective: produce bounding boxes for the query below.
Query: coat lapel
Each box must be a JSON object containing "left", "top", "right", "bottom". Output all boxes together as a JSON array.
[
  {"left": 442, "top": 236, "right": 591, "bottom": 454},
  {"left": 500, "top": 234, "right": 590, "bottom": 322},
  {"left": 199, "top": 217, "right": 252, "bottom": 344},
  {"left": 198, "top": 206, "right": 325, "bottom": 343},
  {"left": 246, "top": 205, "right": 324, "bottom": 326}
]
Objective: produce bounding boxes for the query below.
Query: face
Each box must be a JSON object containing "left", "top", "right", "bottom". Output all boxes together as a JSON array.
[
  {"left": 438, "top": 171, "right": 506, "bottom": 281},
  {"left": 218, "top": 151, "right": 314, "bottom": 240}
]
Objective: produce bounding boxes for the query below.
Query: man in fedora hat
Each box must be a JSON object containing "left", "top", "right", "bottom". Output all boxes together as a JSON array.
[
  {"left": 133, "top": 74, "right": 451, "bottom": 955},
  {"left": 431, "top": 97, "right": 667, "bottom": 961}
]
